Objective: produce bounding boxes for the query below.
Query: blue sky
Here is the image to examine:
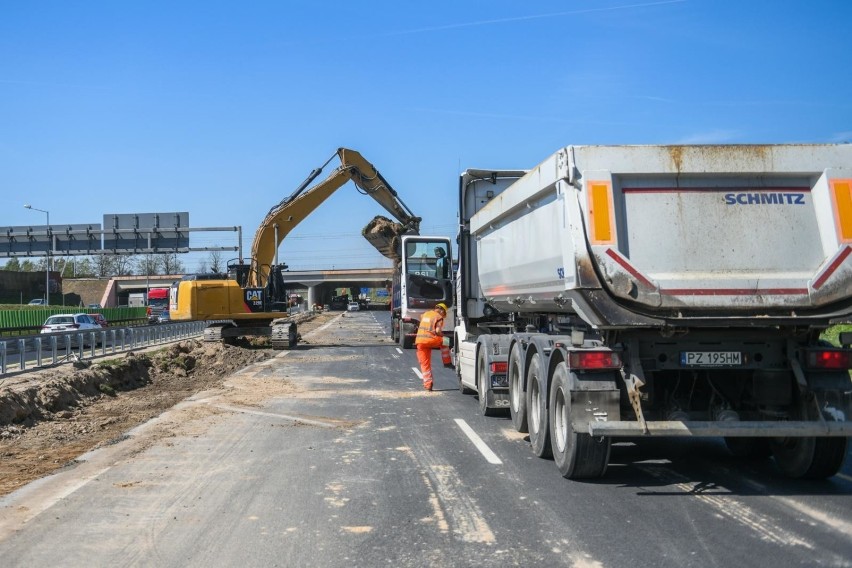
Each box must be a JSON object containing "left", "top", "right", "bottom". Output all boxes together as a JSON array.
[{"left": 2, "top": 0, "right": 851, "bottom": 272}]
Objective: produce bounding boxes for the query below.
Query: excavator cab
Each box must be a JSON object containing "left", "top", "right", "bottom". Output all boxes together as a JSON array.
[
  {"left": 227, "top": 259, "right": 252, "bottom": 288},
  {"left": 225, "top": 258, "right": 291, "bottom": 313}
]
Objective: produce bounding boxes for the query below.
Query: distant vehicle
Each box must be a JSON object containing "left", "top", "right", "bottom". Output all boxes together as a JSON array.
[
  {"left": 28, "top": 299, "right": 45, "bottom": 305},
  {"left": 128, "top": 292, "right": 147, "bottom": 308},
  {"left": 40, "top": 313, "right": 102, "bottom": 346},
  {"left": 157, "top": 310, "right": 171, "bottom": 323},
  {"left": 347, "top": 302, "right": 360, "bottom": 312},
  {"left": 91, "top": 313, "right": 109, "bottom": 328},
  {"left": 87, "top": 303, "right": 102, "bottom": 309},
  {"left": 147, "top": 288, "right": 170, "bottom": 323}
]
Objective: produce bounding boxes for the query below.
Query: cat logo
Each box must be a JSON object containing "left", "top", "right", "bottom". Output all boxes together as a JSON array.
[{"left": 245, "top": 290, "right": 263, "bottom": 303}]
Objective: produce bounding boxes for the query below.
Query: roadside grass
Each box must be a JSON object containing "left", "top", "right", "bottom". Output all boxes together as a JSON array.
[{"left": 821, "top": 324, "right": 852, "bottom": 346}]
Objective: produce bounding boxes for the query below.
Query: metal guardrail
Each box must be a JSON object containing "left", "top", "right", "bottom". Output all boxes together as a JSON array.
[{"left": 0, "top": 322, "right": 207, "bottom": 377}]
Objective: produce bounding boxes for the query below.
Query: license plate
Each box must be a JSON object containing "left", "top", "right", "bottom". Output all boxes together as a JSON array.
[{"left": 680, "top": 351, "right": 742, "bottom": 367}]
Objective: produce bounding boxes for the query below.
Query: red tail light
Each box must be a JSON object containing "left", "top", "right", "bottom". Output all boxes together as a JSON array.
[
  {"left": 807, "top": 349, "right": 851, "bottom": 369},
  {"left": 569, "top": 351, "right": 622, "bottom": 370},
  {"left": 490, "top": 362, "right": 507, "bottom": 373}
]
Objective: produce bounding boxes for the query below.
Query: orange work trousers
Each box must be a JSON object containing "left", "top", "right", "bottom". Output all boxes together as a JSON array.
[{"left": 416, "top": 343, "right": 452, "bottom": 389}]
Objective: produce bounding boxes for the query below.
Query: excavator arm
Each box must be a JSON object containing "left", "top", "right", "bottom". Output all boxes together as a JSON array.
[{"left": 248, "top": 148, "right": 421, "bottom": 287}]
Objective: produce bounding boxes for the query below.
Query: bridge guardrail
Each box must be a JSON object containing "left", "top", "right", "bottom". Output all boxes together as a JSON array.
[{"left": 0, "top": 322, "right": 207, "bottom": 377}]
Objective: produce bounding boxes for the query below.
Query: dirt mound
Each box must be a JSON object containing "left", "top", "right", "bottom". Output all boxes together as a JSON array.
[
  {"left": 0, "top": 310, "right": 338, "bottom": 497},
  {"left": 0, "top": 340, "right": 272, "bottom": 429}
]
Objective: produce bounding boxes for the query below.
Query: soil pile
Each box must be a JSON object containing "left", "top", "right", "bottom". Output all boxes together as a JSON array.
[{"left": 0, "top": 311, "right": 337, "bottom": 497}]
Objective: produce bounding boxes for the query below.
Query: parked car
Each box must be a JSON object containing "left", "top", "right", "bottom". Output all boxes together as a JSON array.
[
  {"left": 40, "top": 313, "right": 102, "bottom": 346},
  {"left": 87, "top": 303, "right": 102, "bottom": 309},
  {"left": 347, "top": 301, "right": 360, "bottom": 312},
  {"left": 91, "top": 313, "right": 109, "bottom": 328},
  {"left": 157, "top": 310, "right": 171, "bottom": 323},
  {"left": 28, "top": 299, "right": 45, "bottom": 305}
]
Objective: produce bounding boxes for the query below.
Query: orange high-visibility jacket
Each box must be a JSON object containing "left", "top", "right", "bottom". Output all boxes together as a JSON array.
[{"left": 415, "top": 309, "right": 445, "bottom": 349}]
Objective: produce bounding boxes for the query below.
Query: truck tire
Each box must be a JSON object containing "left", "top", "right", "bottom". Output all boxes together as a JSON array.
[
  {"left": 399, "top": 322, "right": 414, "bottom": 349},
  {"left": 770, "top": 436, "right": 847, "bottom": 479},
  {"left": 477, "top": 348, "right": 500, "bottom": 417},
  {"left": 770, "top": 396, "right": 848, "bottom": 479},
  {"left": 526, "top": 352, "right": 551, "bottom": 458},
  {"left": 508, "top": 344, "right": 528, "bottom": 433},
  {"left": 549, "top": 361, "right": 610, "bottom": 479}
]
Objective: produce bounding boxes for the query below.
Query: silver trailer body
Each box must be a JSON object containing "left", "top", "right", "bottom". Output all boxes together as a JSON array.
[
  {"left": 466, "top": 144, "right": 852, "bottom": 325},
  {"left": 453, "top": 144, "right": 852, "bottom": 479}
]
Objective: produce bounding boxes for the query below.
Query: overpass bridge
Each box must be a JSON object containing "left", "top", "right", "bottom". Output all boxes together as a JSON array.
[
  {"left": 91, "top": 269, "right": 393, "bottom": 308},
  {"left": 278, "top": 268, "right": 393, "bottom": 307}
]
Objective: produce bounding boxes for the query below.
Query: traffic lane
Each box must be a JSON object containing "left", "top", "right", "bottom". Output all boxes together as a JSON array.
[
  {"left": 265, "top": 317, "right": 852, "bottom": 568},
  {"left": 439, "top": 374, "right": 852, "bottom": 566},
  {"left": 366, "top": 311, "right": 852, "bottom": 566},
  {"left": 255, "top": 316, "right": 592, "bottom": 566}
]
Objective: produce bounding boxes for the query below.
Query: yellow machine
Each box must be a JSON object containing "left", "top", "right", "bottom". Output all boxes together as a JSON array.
[{"left": 169, "top": 148, "right": 420, "bottom": 348}]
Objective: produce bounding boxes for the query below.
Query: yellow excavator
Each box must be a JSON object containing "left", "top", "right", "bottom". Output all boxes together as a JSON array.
[{"left": 169, "top": 148, "right": 421, "bottom": 348}]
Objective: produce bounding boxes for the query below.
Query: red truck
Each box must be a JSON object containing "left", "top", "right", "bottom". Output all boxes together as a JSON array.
[{"left": 146, "top": 287, "right": 170, "bottom": 324}]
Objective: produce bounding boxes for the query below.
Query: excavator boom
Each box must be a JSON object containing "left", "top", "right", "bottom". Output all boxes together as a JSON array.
[{"left": 248, "top": 148, "right": 420, "bottom": 286}]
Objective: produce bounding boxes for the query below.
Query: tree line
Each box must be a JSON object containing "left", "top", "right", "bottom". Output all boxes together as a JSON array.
[{"left": 1, "top": 250, "right": 225, "bottom": 278}]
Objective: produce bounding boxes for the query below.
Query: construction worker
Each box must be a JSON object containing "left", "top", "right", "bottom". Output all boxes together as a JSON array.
[{"left": 415, "top": 302, "right": 452, "bottom": 391}]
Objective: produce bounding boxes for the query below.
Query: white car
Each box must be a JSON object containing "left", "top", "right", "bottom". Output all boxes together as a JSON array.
[
  {"left": 347, "top": 302, "right": 360, "bottom": 312},
  {"left": 40, "top": 313, "right": 102, "bottom": 345}
]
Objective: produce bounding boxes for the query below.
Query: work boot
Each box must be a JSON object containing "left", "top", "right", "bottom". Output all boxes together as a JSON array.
[{"left": 443, "top": 362, "right": 454, "bottom": 369}]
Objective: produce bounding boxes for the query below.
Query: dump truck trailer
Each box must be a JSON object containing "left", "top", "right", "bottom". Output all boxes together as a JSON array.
[{"left": 453, "top": 144, "right": 852, "bottom": 479}]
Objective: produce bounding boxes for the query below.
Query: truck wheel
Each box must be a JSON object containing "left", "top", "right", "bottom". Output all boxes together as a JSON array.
[
  {"left": 770, "top": 436, "right": 847, "bottom": 479},
  {"left": 508, "top": 344, "right": 528, "bottom": 433},
  {"left": 526, "top": 353, "right": 551, "bottom": 458},
  {"left": 477, "top": 348, "right": 500, "bottom": 417},
  {"left": 549, "top": 362, "right": 610, "bottom": 478},
  {"left": 399, "top": 322, "right": 414, "bottom": 349},
  {"left": 770, "top": 396, "right": 848, "bottom": 479}
]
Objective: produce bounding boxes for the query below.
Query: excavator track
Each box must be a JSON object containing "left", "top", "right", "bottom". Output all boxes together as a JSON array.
[{"left": 271, "top": 319, "right": 299, "bottom": 350}]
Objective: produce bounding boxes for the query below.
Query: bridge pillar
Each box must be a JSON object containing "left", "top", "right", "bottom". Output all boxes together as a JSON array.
[{"left": 307, "top": 285, "right": 318, "bottom": 309}]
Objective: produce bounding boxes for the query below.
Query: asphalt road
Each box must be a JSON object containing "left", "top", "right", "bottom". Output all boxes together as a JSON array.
[{"left": 1, "top": 311, "right": 851, "bottom": 567}]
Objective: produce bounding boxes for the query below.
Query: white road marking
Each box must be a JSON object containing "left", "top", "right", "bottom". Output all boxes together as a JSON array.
[
  {"left": 396, "top": 347, "right": 403, "bottom": 355},
  {"left": 837, "top": 473, "right": 852, "bottom": 483},
  {"left": 454, "top": 419, "right": 503, "bottom": 465},
  {"left": 412, "top": 367, "right": 422, "bottom": 378}
]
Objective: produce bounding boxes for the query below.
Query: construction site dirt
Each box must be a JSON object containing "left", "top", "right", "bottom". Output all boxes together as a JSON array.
[{"left": 0, "top": 311, "right": 341, "bottom": 497}]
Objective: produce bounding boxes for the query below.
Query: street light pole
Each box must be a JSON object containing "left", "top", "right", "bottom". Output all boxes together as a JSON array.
[{"left": 24, "top": 204, "right": 50, "bottom": 306}]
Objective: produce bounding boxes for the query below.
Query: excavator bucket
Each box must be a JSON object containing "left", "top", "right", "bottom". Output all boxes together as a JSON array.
[{"left": 362, "top": 215, "right": 413, "bottom": 263}]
